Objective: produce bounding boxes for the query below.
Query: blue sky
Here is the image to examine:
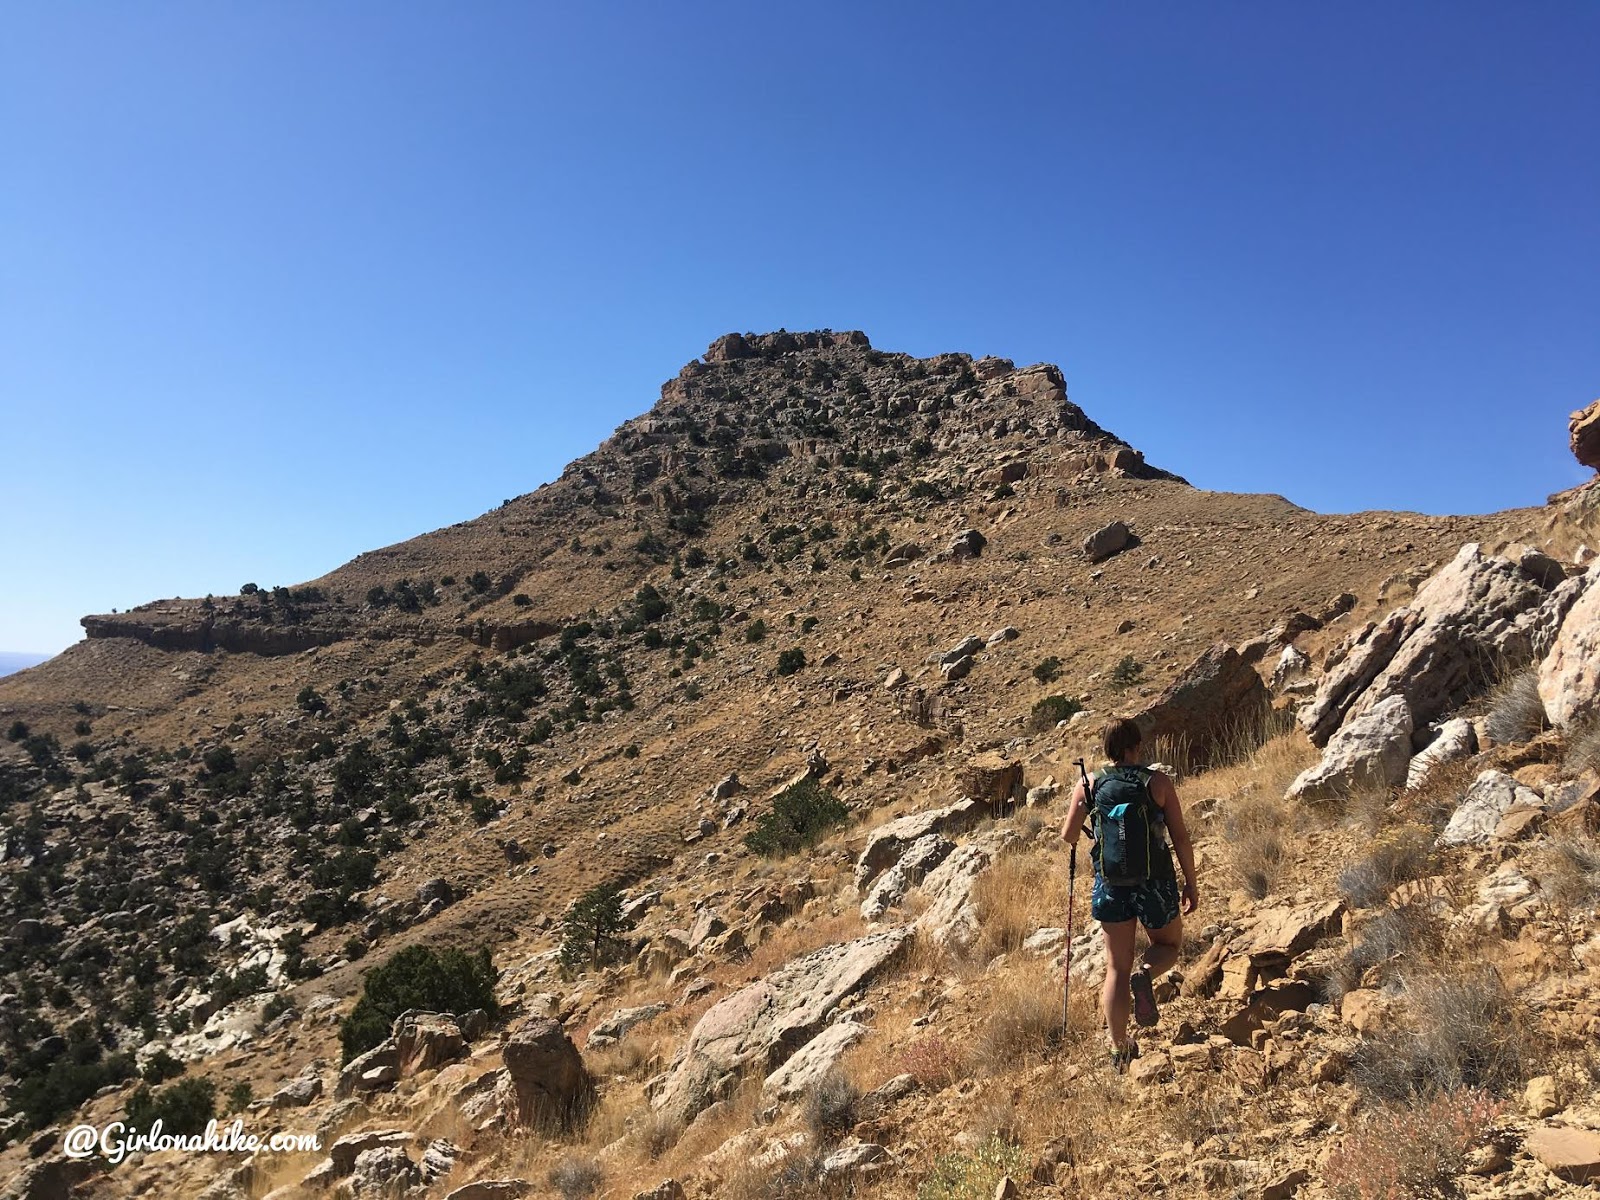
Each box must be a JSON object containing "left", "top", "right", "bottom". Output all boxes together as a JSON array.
[{"left": 3, "top": 3, "right": 1597, "bottom": 655}]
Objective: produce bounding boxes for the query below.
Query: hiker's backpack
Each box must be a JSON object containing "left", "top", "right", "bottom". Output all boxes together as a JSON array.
[{"left": 1090, "top": 765, "right": 1162, "bottom": 886}]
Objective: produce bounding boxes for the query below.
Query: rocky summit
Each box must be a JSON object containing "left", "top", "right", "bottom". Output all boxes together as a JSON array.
[{"left": 2, "top": 332, "right": 1600, "bottom": 1199}]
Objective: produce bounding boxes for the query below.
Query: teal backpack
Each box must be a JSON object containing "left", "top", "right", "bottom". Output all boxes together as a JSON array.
[{"left": 1090, "top": 765, "right": 1163, "bottom": 886}]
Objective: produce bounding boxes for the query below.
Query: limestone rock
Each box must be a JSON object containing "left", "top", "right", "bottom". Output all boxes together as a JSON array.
[
  {"left": 1230, "top": 898, "right": 1345, "bottom": 978},
  {"left": 1082, "top": 520, "right": 1132, "bottom": 563},
  {"left": 1134, "top": 642, "right": 1271, "bottom": 769},
  {"left": 335, "top": 1040, "right": 401, "bottom": 1098},
  {"left": 394, "top": 1011, "right": 467, "bottom": 1078},
  {"left": 939, "top": 636, "right": 985, "bottom": 664},
  {"left": 442, "top": 1182, "right": 532, "bottom": 1200},
  {"left": 762, "top": 1020, "right": 867, "bottom": 1098},
  {"left": 329, "top": 1130, "right": 413, "bottom": 1176},
  {"left": 854, "top": 801, "right": 979, "bottom": 891},
  {"left": 270, "top": 1070, "right": 323, "bottom": 1109},
  {"left": 1526, "top": 1124, "right": 1600, "bottom": 1183},
  {"left": 586, "top": 1003, "right": 668, "bottom": 1050},
  {"left": 1438, "top": 771, "right": 1542, "bottom": 848},
  {"left": 821, "top": 1143, "right": 890, "bottom": 1179},
  {"left": 1570, "top": 398, "right": 1600, "bottom": 470},
  {"left": 884, "top": 541, "right": 925, "bottom": 567},
  {"left": 1539, "top": 570, "right": 1600, "bottom": 729},
  {"left": 348, "top": 1146, "right": 419, "bottom": 1197},
  {"left": 914, "top": 832, "right": 1018, "bottom": 952},
  {"left": 501, "top": 1016, "right": 594, "bottom": 1129},
  {"left": 1301, "top": 544, "right": 1554, "bottom": 746},
  {"left": 652, "top": 927, "right": 912, "bottom": 1124},
  {"left": 941, "top": 655, "right": 974, "bottom": 682},
  {"left": 1288, "top": 695, "right": 1413, "bottom": 801},
  {"left": 1405, "top": 717, "right": 1476, "bottom": 789},
  {"left": 631, "top": 1182, "right": 686, "bottom": 1200},
  {"left": 860, "top": 834, "right": 954, "bottom": 921},
  {"left": 1524, "top": 1075, "right": 1561, "bottom": 1118}
]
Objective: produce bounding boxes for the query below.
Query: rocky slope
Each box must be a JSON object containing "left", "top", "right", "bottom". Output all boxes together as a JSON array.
[{"left": 1, "top": 337, "right": 1596, "bottom": 1200}]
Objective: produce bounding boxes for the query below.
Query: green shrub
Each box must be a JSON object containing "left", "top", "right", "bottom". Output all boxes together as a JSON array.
[
  {"left": 745, "top": 777, "right": 848, "bottom": 858},
  {"left": 776, "top": 648, "right": 806, "bottom": 676},
  {"left": 1110, "top": 655, "right": 1145, "bottom": 690},
  {"left": 1028, "top": 695, "right": 1082, "bottom": 732},
  {"left": 918, "top": 1135, "right": 1027, "bottom": 1200},
  {"left": 126, "top": 1076, "right": 216, "bottom": 1136},
  {"left": 745, "top": 618, "right": 768, "bottom": 643},
  {"left": 1032, "top": 656, "right": 1062, "bottom": 684},
  {"left": 140, "top": 1050, "right": 185, "bottom": 1084},
  {"left": 340, "top": 944, "right": 499, "bottom": 1063}
]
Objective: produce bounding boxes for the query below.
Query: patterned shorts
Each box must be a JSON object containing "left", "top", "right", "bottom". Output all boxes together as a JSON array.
[{"left": 1090, "top": 876, "right": 1181, "bottom": 930}]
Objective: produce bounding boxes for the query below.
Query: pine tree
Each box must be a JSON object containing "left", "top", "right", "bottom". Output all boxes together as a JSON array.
[{"left": 559, "top": 883, "right": 635, "bottom": 971}]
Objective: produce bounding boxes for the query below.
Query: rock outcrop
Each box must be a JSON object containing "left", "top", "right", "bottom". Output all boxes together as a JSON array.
[
  {"left": 1300, "top": 544, "right": 1561, "bottom": 747},
  {"left": 1570, "top": 399, "right": 1600, "bottom": 472},
  {"left": 1538, "top": 571, "right": 1600, "bottom": 729},
  {"left": 651, "top": 927, "right": 912, "bottom": 1125}
]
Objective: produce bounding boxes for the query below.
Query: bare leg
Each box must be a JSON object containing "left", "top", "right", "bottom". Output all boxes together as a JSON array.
[
  {"left": 1141, "top": 913, "right": 1183, "bottom": 979},
  {"left": 1100, "top": 920, "right": 1138, "bottom": 1049}
]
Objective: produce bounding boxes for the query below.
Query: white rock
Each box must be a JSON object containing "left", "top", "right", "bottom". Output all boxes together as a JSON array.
[
  {"left": 1405, "top": 718, "right": 1477, "bottom": 790},
  {"left": 1540, "top": 571, "right": 1600, "bottom": 728},
  {"left": 1438, "top": 771, "right": 1542, "bottom": 847},
  {"left": 762, "top": 1021, "right": 867, "bottom": 1099},
  {"left": 1288, "top": 695, "right": 1413, "bottom": 800}
]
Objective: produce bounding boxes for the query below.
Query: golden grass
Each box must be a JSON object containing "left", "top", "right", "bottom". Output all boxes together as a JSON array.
[
  {"left": 1186, "top": 727, "right": 1320, "bottom": 803},
  {"left": 972, "top": 852, "right": 1050, "bottom": 959}
]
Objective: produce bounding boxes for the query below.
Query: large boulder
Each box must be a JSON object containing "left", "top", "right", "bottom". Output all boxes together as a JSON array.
[
  {"left": 1570, "top": 399, "right": 1600, "bottom": 471},
  {"left": 1300, "top": 544, "right": 1562, "bottom": 747},
  {"left": 956, "top": 753, "right": 1022, "bottom": 805},
  {"left": 1539, "top": 571, "right": 1600, "bottom": 729},
  {"left": 1133, "top": 642, "right": 1271, "bottom": 768},
  {"left": 1527, "top": 1124, "right": 1600, "bottom": 1183},
  {"left": 501, "top": 1017, "right": 594, "bottom": 1129},
  {"left": 651, "top": 927, "right": 912, "bottom": 1125},
  {"left": 854, "top": 801, "right": 980, "bottom": 891},
  {"left": 1287, "top": 695, "right": 1413, "bottom": 801},
  {"left": 1082, "top": 521, "right": 1132, "bottom": 563},
  {"left": 336, "top": 1040, "right": 401, "bottom": 1098},
  {"left": 394, "top": 1011, "right": 468, "bottom": 1078}
]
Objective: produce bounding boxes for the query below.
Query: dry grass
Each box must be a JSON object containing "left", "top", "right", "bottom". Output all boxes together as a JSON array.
[
  {"left": 1562, "top": 715, "right": 1600, "bottom": 777},
  {"left": 802, "top": 1069, "right": 860, "bottom": 1143},
  {"left": 1353, "top": 965, "right": 1534, "bottom": 1100},
  {"left": 548, "top": 1155, "right": 604, "bottom": 1200},
  {"left": 972, "top": 852, "right": 1048, "bottom": 958},
  {"left": 1169, "top": 714, "right": 1309, "bottom": 789},
  {"left": 1483, "top": 666, "right": 1549, "bottom": 746},
  {"left": 1217, "top": 786, "right": 1300, "bottom": 899},
  {"left": 1337, "top": 823, "right": 1437, "bottom": 909},
  {"left": 1534, "top": 831, "right": 1600, "bottom": 914},
  {"left": 1331, "top": 904, "right": 1446, "bottom": 999},
  {"left": 1392, "top": 756, "right": 1478, "bottom": 833},
  {"left": 968, "top": 969, "right": 1061, "bottom": 1075}
]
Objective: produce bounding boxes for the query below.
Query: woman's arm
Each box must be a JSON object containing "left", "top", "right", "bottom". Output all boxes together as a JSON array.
[
  {"left": 1060, "top": 776, "right": 1090, "bottom": 845},
  {"left": 1151, "top": 771, "right": 1199, "bottom": 913}
]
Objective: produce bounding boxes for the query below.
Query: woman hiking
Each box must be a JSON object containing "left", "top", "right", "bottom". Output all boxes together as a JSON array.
[{"left": 1060, "top": 717, "right": 1199, "bottom": 1070}]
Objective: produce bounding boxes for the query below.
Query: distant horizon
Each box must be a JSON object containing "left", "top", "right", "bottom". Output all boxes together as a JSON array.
[{"left": 5, "top": 4, "right": 1596, "bottom": 654}]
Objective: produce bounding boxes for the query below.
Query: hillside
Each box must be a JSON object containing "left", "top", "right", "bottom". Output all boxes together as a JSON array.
[{"left": 1, "top": 334, "right": 1597, "bottom": 1200}]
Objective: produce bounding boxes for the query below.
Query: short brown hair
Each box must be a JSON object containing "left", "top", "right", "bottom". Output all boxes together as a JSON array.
[{"left": 1103, "top": 718, "right": 1143, "bottom": 763}]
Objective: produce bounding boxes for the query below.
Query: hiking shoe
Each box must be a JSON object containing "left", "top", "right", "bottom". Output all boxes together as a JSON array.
[
  {"left": 1110, "top": 1041, "right": 1140, "bottom": 1073},
  {"left": 1130, "top": 968, "right": 1159, "bottom": 1028}
]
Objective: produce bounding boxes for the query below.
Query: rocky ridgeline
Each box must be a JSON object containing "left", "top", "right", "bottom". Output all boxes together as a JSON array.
[{"left": 75, "top": 331, "right": 1178, "bottom": 657}]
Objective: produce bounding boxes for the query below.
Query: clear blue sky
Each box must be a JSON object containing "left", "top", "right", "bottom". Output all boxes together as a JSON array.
[{"left": 4, "top": 3, "right": 1597, "bottom": 655}]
